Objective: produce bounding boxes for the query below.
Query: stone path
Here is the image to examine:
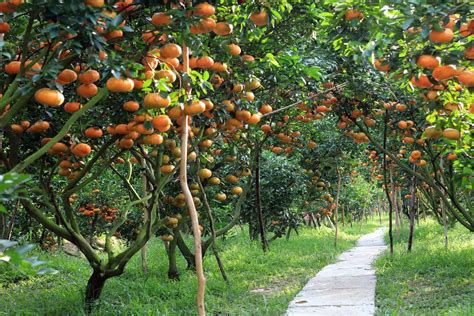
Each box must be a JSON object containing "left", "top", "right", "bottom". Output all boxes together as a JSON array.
[{"left": 287, "top": 228, "right": 387, "bottom": 316}]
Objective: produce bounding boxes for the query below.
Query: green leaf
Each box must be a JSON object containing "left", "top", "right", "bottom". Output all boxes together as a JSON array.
[
  {"left": 305, "top": 66, "right": 321, "bottom": 80},
  {"left": 265, "top": 53, "right": 280, "bottom": 67},
  {"left": 15, "top": 244, "right": 35, "bottom": 255},
  {"left": 421, "top": 25, "right": 430, "bottom": 38},
  {"left": 402, "top": 18, "right": 415, "bottom": 30},
  {"left": 426, "top": 112, "right": 437, "bottom": 123},
  {"left": 0, "top": 240, "right": 18, "bottom": 252},
  {"left": 270, "top": 8, "right": 282, "bottom": 20},
  {"left": 142, "top": 79, "right": 152, "bottom": 88}
]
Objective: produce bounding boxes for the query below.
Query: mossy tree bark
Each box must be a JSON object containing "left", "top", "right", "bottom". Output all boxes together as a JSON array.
[{"left": 85, "top": 271, "right": 110, "bottom": 314}]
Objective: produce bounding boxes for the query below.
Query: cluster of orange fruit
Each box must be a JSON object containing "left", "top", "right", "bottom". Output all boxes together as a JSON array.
[
  {"left": 374, "top": 15, "right": 473, "bottom": 113},
  {"left": 321, "top": 208, "right": 333, "bottom": 217},
  {"left": 260, "top": 85, "right": 337, "bottom": 155},
  {"left": 101, "top": 2, "right": 270, "bottom": 154},
  {"left": 372, "top": 15, "right": 472, "bottom": 156},
  {"left": 337, "top": 106, "right": 379, "bottom": 144},
  {"left": 364, "top": 150, "right": 384, "bottom": 181},
  {"left": 78, "top": 203, "right": 118, "bottom": 222},
  {"left": 5, "top": 1, "right": 275, "bottom": 173},
  {"left": 0, "top": 0, "right": 22, "bottom": 14}
]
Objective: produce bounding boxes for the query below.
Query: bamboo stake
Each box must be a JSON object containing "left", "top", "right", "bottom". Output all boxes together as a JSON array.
[{"left": 180, "top": 37, "right": 206, "bottom": 316}]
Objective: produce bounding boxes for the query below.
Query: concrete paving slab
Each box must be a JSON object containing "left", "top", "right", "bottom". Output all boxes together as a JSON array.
[
  {"left": 317, "top": 265, "right": 376, "bottom": 277},
  {"left": 304, "top": 275, "right": 376, "bottom": 290},
  {"left": 291, "top": 287, "right": 373, "bottom": 306},
  {"left": 287, "top": 228, "right": 386, "bottom": 316},
  {"left": 287, "top": 304, "right": 375, "bottom": 316}
]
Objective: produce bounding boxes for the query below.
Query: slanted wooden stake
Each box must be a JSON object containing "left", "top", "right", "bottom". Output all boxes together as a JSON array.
[{"left": 180, "top": 36, "right": 206, "bottom": 315}]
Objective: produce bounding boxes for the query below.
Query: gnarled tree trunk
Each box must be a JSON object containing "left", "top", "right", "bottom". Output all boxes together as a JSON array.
[{"left": 85, "top": 271, "right": 109, "bottom": 314}]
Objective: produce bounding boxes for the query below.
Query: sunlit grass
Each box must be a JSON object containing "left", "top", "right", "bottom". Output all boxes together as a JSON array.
[
  {"left": 375, "top": 219, "right": 473, "bottom": 315},
  {"left": 1, "top": 219, "right": 382, "bottom": 315}
]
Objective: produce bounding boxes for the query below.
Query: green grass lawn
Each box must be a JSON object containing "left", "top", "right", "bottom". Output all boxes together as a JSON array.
[
  {"left": 0, "top": 220, "right": 382, "bottom": 315},
  {"left": 375, "top": 219, "right": 474, "bottom": 316}
]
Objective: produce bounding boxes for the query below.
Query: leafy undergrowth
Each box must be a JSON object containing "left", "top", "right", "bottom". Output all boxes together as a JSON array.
[
  {"left": 0, "top": 220, "right": 382, "bottom": 315},
  {"left": 375, "top": 220, "right": 473, "bottom": 316}
]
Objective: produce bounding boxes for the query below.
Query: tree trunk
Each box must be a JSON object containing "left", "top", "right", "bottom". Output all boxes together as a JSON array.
[
  {"left": 0, "top": 212, "right": 6, "bottom": 239},
  {"left": 438, "top": 159, "right": 449, "bottom": 250},
  {"left": 394, "top": 189, "right": 400, "bottom": 234},
  {"left": 84, "top": 271, "right": 108, "bottom": 314},
  {"left": 334, "top": 166, "right": 341, "bottom": 248},
  {"left": 325, "top": 215, "right": 335, "bottom": 229},
  {"left": 196, "top": 170, "right": 229, "bottom": 283},
  {"left": 213, "top": 247, "right": 228, "bottom": 283},
  {"left": 377, "top": 196, "right": 382, "bottom": 225},
  {"left": 390, "top": 169, "right": 400, "bottom": 236},
  {"left": 141, "top": 158, "right": 149, "bottom": 274},
  {"left": 441, "top": 199, "right": 449, "bottom": 250},
  {"left": 248, "top": 219, "right": 254, "bottom": 240},
  {"left": 255, "top": 149, "right": 268, "bottom": 252},
  {"left": 167, "top": 233, "right": 180, "bottom": 280},
  {"left": 310, "top": 213, "right": 317, "bottom": 227},
  {"left": 6, "top": 200, "right": 20, "bottom": 239},
  {"left": 176, "top": 230, "right": 195, "bottom": 270},
  {"left": 407, "top": 207, "right": 415, "bottom": 252},
  {"left": 397, "top": 189, "right": 404, "bottom": 229},
  {"left": 422, "top": 200, "right": 427, "bottom": 221},
  {"left": 416, "top": 199, "right": 420, "bottom": 225},
  {"left": 407, "top": 167, "right": 417, "bottom": 252},
  {"left": 359, "top": 207, "right": 365, "bottom": 232},
  {"left": 316, "top": 214, "right": 321, "bottom": 228},
  {"left": 382, "top": 110, "right": 394, "bottom": 255},
  {"left": 341, "top": 205, "right": 345, "bottom": 227}
]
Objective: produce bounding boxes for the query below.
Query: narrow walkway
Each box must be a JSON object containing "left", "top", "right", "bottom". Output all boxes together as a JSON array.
[{"left": 287, "top": 228, "right": 387, "bottom": 316}]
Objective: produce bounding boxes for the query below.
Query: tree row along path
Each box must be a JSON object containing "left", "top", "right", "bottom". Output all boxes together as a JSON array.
[{"left": 287, "top": 228, "right": 386, "bottom": 316}]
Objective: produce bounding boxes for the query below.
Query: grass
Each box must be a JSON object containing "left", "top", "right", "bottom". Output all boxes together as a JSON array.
[
  {"left": 1, "top": 219, "right": 382, "bottom": 315},
  {"left": 375, "top": 219, "right": 474, "bottom": 316}
]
